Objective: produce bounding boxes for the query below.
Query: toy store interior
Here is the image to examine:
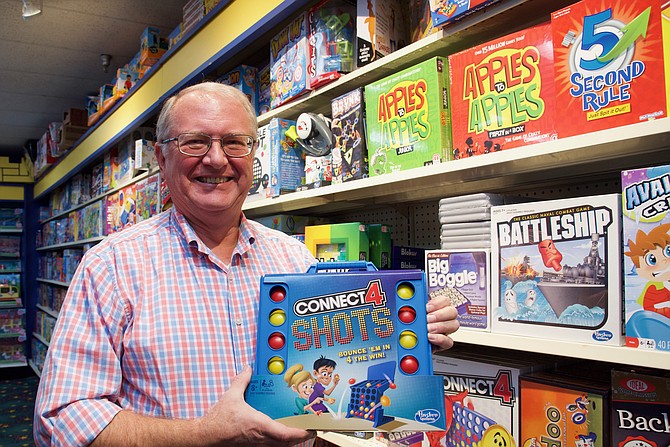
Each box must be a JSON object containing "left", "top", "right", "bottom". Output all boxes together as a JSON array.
[{"left": 1, "top": 0, "right": 669, "bottom": 445}]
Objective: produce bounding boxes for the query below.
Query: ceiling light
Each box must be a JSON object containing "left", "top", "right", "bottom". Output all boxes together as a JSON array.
[{"left": 22, "top": 0, "right": 42, "bottom": 19}]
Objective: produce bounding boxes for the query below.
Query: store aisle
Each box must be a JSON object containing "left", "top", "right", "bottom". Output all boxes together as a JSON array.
[{"left": 0, "top": 368, "right": 38, "bottom": 447}]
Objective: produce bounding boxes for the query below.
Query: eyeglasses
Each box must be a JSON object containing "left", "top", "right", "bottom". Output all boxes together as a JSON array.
[{"left": 161, "top": 133, "right": 257, "bottom": 157}]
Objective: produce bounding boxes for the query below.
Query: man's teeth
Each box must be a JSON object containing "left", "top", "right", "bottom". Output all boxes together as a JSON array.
[{"left": 199, "top": 177, "right": 229, "bottom": 184}]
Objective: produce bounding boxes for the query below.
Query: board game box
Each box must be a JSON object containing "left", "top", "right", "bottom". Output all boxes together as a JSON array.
[
  {"left": 551, "top": 0, "right": 668, "bottom": 138},
  {"left": 364, "top": 57, "right": 451, "bottom": 176},
  {"left": 247, "top": 124, "right": 271, "bottom": 202},
  {"left": 305, "top": 222, "right": 369, "bottom": 262},
  {"left": 268, "top": 118, "right": 305, "bottom": 197},
  {"left": 490, "top": 194, "right": 623, "bottom": 345},
  {"left": 425, "top": 249, "right": 490, "bottom": 330},
  {"left": 428, "top": 0, "right": 502, "bottom": 28},
  {"left": 270, "top": 12, "right": 310, "bottom": 107},
  {"left": 356, "top": 0, "right": 409, "bottom": 67},
  {"left": 331, "top": 87, "right": 369, "bottom": 183},
  {"left": 621, "top": 163, "right": 670, "bottom": 352},
  {"left": 245, "top": 262, "right": 446, "bottom": 432},
  {"left": 448, "top": 23, "right": 558, "bottom": 159}
]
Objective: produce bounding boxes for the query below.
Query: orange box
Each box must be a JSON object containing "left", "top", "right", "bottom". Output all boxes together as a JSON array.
[
  {"left": 551, "top": 0, "right": 668, "bottom": 138},
  {"left": 448, "top": 23, "right": 557, "bottom": 159}
]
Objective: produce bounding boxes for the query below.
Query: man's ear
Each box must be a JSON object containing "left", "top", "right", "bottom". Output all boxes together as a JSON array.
[{"left": 156, "top": 143, "right": 165, "bottom": 170}]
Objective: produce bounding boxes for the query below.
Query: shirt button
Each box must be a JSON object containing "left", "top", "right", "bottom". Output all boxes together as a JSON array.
[{"left": 235, "top": 318, "right": 243, "bottom": 326}]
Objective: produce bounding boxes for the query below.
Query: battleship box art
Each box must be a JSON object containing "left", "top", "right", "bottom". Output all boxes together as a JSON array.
[
  {"left": 490, "top": 194, "right": 623, "bottom": 345},
  {"left": 622, "top": 164, "right": 670, "bottom": 352}
]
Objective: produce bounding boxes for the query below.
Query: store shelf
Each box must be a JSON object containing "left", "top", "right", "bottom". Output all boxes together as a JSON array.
[
  {"left": 36, "top": 278, "right": 69, "bottom": 288},
  {"left": 452, "top": 330, "right": 669, "bottom": 370},
  {"left": 28, "top": 359, "right": 42, "bottom": 377},
  {"left": 36, "top": 304, "right": 59, "bottom": 320},
  {"left": 244, "top": 118, "right": 670, "bottom": 218},
  {"left": 36, "top": 237, "right": 105, "bottom": 252},
  {"left": 32, "top": 332, "right": 50, "bottom": 348},
  {"left": 0, "top": 228, "right": 22, "bottom": 234},
  {"left": 0, "top": 360, "right": 28, "bottom": 369}
]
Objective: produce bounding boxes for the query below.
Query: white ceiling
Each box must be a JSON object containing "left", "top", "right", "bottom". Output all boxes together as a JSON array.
[{"left": 0, "top": 0, "right": 186, "bottom": 158}]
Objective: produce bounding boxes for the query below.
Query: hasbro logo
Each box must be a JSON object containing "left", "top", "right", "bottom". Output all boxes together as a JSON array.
[
  {"left": 592, "top": 330, "right": 613, "bottom": 342},
  {"left": 415, "top": 409, "right": 440, "bottom": 423}
]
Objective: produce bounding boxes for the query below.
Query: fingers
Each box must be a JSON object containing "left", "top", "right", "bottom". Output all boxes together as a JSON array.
[{"left": 426, "top": 294, "right": 460, "bottom": 352}]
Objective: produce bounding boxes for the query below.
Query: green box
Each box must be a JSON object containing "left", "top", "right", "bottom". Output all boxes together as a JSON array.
[
  {"left": 368, "top": 224, "right": 392, "bottom": 269},
  {"left": 305, "top": 222, "right": 369, "bottom": 262},
  {"left": 364, "top": 56, "right": 451, "bottom": 176}
]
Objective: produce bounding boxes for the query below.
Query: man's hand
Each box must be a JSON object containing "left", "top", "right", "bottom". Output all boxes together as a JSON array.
[{"left": 426, "top": 293, "right": 460, "bottom": 352}]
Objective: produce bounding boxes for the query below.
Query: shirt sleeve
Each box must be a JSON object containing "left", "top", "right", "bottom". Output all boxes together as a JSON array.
[{"left": 34, "top": 249, "right": 128, "bottom": 446}]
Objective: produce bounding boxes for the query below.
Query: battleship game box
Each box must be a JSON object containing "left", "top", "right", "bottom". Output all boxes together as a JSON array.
[
  {"left": 611, "top": 368, "right": 670, "bottom": 447},
  {"left": 245, "top": 262, "right": 446, "bottom": 432},
  {"left": 425, "top": 249, "right": 490, "bottom": 331},
  {"left": 448, "top": 23, "right": 558, "bottom": 160},
  {"left": 551, "top": 0, "right": 668, "bottom": 138},
  {"left": 621, "top": 164, "right": 670, "bottom": 352},
  {"left": 490, "top": 194, "right": 623, "bottom": 346},
  {"left": 364, "top": 57, "right": 451, "bottom": 176}
]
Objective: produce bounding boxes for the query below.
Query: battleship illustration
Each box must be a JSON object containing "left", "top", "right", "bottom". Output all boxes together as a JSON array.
[{"left": 536, "top": 234, "right": 607, "bottom": 317}]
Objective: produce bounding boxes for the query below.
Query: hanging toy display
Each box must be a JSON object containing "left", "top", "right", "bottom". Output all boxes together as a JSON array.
[{"left": 286, "top": 112, "right": 333, "bottom": 157}]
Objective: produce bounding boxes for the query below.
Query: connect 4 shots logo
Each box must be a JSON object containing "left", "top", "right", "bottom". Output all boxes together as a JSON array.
[{"left": 551, "top": 0, "right": 667, "bottom": 137}]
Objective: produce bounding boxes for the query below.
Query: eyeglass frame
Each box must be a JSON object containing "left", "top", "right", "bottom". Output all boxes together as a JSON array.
[{"left": 160, "top": 132, "right": 258, "bottom": 158}]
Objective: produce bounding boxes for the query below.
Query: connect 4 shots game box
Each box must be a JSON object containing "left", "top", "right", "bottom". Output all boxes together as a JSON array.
[
  {"left": 425, "top": 250, "right": 490, "bottom": 330},
  {"left": 490, "top": 194, "right": 623, "bottom": 346},
  {"left": 364, "top": 56, "right": 451, "bottom": 176},
  {"left": 622, "top": 164, "right": 670, "bottom": 352},
  {"left": 448, "top": 23, "right": 558, "bottom": 160},
  {"left": 551, "top": 0, "right": 668, "bottom": 138},
  {"left": 245, "top": 262, "right": 446, "bottom": 432}
]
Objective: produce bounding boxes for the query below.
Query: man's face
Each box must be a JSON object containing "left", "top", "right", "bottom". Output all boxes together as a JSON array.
[
  {"left": 315, "top": 366, "right": 334, "bottom": 385},
  {"left": 156, "top": 91, "right": 255, "bottom": 223}
]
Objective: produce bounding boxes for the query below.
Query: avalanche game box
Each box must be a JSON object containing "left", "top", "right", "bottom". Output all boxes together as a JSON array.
[
  {"left": 621, "top": 164, "right": 670, "bottom": 352},
  {"left": 490, "top": 194, "right": 623, "bottom": 345},
  {"left": 425, "top": 250, "right": 490, "bottom": 330},
  {"left": 364, "top": 57, "right": 451, "bottom": 176},
  {"left": 448, "top": 23, "right": 558, "bottom": 160},
  {"left": 551, "top": 0, "right": 668, "bottom": 138},
  {"left": 245, "top": 262, "right": 446, "bottom": 432}
]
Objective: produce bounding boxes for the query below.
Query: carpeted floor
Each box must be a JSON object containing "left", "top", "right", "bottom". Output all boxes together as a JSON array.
[{"left": 0, "top": 368, "right": 38, "bottom": 447}]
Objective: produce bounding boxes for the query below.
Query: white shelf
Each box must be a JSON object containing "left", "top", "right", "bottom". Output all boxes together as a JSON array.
[
  {"left": 452, "top": 330, "right": 669, "bottom": 370},
  {"left": 37, "top": 237, "right": 105, "bottom": 251},
  {"left": 36, "top": 304, "right": 59, "bottom": 319},
  {"left": 0, "top": 228, "right": 23, "bottom": 234},
  {"left": 32, "top": 332, "right": 50, "bottom": 348},
  {"left": 36, "top": 278, "right": 70, "bottom": 288},
  {"left": 28, "top": 359, "right": 42, "bottom": 377},
  {"left": 0, "top": 360, "right": 28, "bottom": 369}
]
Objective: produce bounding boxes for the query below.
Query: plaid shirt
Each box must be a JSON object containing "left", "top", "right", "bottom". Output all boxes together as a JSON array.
[{"left": 34, "top": 207, "right": 316, "bottom": 446}]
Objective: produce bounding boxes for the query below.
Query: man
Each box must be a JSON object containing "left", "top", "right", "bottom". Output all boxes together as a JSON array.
[{"left": 34, "top": 82, "right": 459, "bottom": 446}]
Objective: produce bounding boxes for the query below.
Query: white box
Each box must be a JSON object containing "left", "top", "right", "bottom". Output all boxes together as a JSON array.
[
  {"left": 246, "top": 124, "right": 271, "bottom": 202},
  {"left": 490, "top": 194, "right": 623, "bottom": 345},
  {"left": 356, "top": 0, "right": 408, "bottom": 67},
  {"left": 425, "top": 249, "right": 490, "bottom": 330}
]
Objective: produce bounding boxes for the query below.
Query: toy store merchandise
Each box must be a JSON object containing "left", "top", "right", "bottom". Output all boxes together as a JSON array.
[
  {"left": 217, "top": 65, "right": 259, "bottom": 114},
  {"left": 268, "top": 118, "right": 306, "bottom": 197},
  {"left": 428, "top": 0, "right": 503, "bottom": 28},
  {"left": 621, "top": 164, "right": 670, "bottom": 352},
  {"left": 490, "top": 194, "right": 623, "bottom": 346},
  {"left": 356, "top": 0, "right": 410, "bottom": 67},
  {"left": 305, "top": 222, "right": 369, "bottom": 262},
  {"left": 439, "top": 193, "right": 503, "bottom": 250},
  {"left": 448, "top": 23, "right": 558, "bottom": 160},
  {"left": 551, "top": 0, "right": 668, "bottom": 138},
  {"left": 270, "top": 12, "right": 310, "bottom": 107},
  {"left": 308, "top": 0, "right": 356, "bottom": 89},
  {"left": 247, "top": 124, "right": 271, "bottom": 202},
  {"left": 331, "top": 88, "right": 369, "bottom": 183},
  {"left": 364, "top": 56, "right": 451, "bottom": 176},
  {"left": 611, "top": 368, "right": 670, "bottom": 447},
  {"left": 425, "top": 249, "right": 490, "bottom": 331},
  {"left": 368, "top": 224, "right": 392, "bottom": 270},
  {"left": 245, "top": 261, "right": 446, "bottom": 432},
  {"left": 519, "top": 370, "right": 610, "bottom": 447}
]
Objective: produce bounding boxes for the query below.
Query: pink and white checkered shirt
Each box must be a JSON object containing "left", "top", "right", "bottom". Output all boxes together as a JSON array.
[{"left": 34, "top": 207, "right": 316, "bottom": 446}]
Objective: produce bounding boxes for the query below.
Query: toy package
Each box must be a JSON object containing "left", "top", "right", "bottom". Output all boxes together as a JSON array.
[
  {"left": 257, "top": 64, "right": 271, "bottom": 115},
  {"left": 305, "top": 222, "right": 369, "bottom": 262},
  {"left": 134, "top": 139, "right": 157, "bottom": 174},
  {"left": 0, "top": 273, "right": 21, "bottom": 307},
  {"left": 303, "top": 154, "right": 333, "bottom": 189},
  {"left": 308, "top": 0, "right": 356, "bottom": 89},
  {"left": 520, "top": 371, "right": 610, "bottom": 447},
  {"left": 409, "top": 0, "right": 438, "bottom": 44},
  {"left": 433, "top": 350, "right": 551, "bottom": 447},
  {"left": 425, "top": 249, "right": 490, "bottom": 330},
  {"left": 621, "top": 164, "right": 670, "bottom": 352},
  {"left": 551, "top": 0, "right": 668, "bottom": 138},
  {"left": 368, "top": 224, "right": 392, "bottom": 270},
  {"left": 611, "top": 368, "right": 670, "bottom": 447},
  {"left": 331, "top": 87, "right": 368, "bottom": 183},
  {"left": 356, "top": 0, "right": 409, "bottom": 67},
  {"left": 270, "top": 12, "right": 310, "bottom": 107},
  {"left": 136, "top": 173, "right": 159, "bottom": 223},
  {"left": 490, "top": 194, "right": 623, "bottom": 346},
  {"left": 391, "top": 246, "right": 425, "bottom": 270},
  {"left": 268, "top": 118, "right": 305, "bottom": 197},
  {"left": 139, "top": 26, "right": 168, "bottom": 67},
  {"left": 364, "top": 57, "right": 451, "bottom": 176},
  {"left": 247, "top": 124, "right": 271, "bottom": 202},
  {"left": 217, "top": 65, "right": 258, "bottom": 114},
  {"left": 245, "top": 261, "right": 446, "bottom": 432},
  {"left": 428, "top": 0, "right": 502, "bottom": 28},
  {"left": 448, "top": 23, "right": 558, "bottom": 159}
]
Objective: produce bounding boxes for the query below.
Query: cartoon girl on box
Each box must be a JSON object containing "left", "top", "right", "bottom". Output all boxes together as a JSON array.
[{"left": 284, "top": 364, "right": 322, "bottom": 415}]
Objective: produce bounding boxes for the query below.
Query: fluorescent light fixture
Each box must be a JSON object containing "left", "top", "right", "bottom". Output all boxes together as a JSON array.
[{"left": 22, "top": 0, "right": 42, "bottom": 19}]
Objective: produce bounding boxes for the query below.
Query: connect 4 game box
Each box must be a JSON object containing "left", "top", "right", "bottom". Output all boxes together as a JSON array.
[
  {"left": 490, "top": 194, "right": 623, "bottom": 346},
  {"left": 551, "top": 0, "right": 668, "bottom": 138},
  {"left": 245, "top": 262, "right": 446, "bottom": 432},
  {"left": 448, "top": 23, "right": 558, "bottom": 159},
  {"left": 622, "top": 164, "right": 670, "bottom": 352},
  {"left": 364, "top": 57, "right": 451, "bottom": 176}
]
